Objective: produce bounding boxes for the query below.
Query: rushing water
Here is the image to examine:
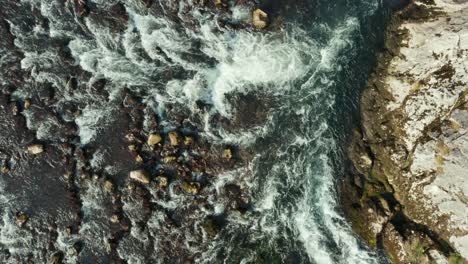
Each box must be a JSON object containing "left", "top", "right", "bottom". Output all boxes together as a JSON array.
[{"left": 0, "top": 0, "right": 392, "bottom": 263}]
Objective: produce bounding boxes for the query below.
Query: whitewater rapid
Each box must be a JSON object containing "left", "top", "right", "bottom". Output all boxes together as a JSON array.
[{"left": 1, "top": 0, "right": 391, "bottom": 263}]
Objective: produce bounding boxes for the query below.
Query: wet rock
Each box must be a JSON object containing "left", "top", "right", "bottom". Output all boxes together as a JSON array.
[
  {"left": 76, "top": 0, "right": 89, "bottom": 17},
  {"left": 181, "top": 182, "right": 199, "bottom": 194},
  {"left": 222, "top": 148, "right": 232, "bottom": 160},
  {"left": 129, "top": 170, "right": 151, "bottom": 184},
  {"left": 202, "top": 218, "right": 219, "bottom": 238},
  {"left": 103, "top": 180, "right": 114, "bottom": 192},
  {"left": 24, "top": 99, "right": 31, "bottom": 109},
  {"left": 147, "top": 133, "right": 162, "bottom": 146},
  {"left": 27, "top": 144, "right": 44, "bottom": 155},
  {"left": 252, "top": 9, "right": 268, "bottom": 29},
  {"left": 163, "top": 156, "right": 177, "bottom": 164},
  {"left": 110, "top": 214, "right": 119, "bottom": 224},
  {"left": 135, "top": 154, "right": 144, "bottom": 163},
  {"left": 184, "top": 136, "right": 193, "bottom": 146},
  {"left": 168, "top": 131, "right": 179, "bottom": 146},
  {"left": 1, "top": 164, "right": 10, "bottom": 174},
  {"left": 15, "top": 212, "right": 28, "bottom": 227},
  {"left": 159, "top": 176, "right": 168, "bottom": 188}
]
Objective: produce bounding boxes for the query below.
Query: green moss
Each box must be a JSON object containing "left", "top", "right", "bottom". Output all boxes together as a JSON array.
[
  {"left": 449, "top": 253, "right": 467, "bottom": 264},
  {"left": 408, "top": 239, "right": 428, "bottom": 264}
]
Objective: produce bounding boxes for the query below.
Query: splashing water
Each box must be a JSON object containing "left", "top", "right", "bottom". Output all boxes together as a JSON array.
[{"left": 0, "top": 0, "right": 392, "bottom": 263}]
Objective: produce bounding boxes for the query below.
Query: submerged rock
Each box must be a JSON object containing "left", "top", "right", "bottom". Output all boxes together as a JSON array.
[{"left": 15, "top": 212, "right": 28, "bottom": 227}]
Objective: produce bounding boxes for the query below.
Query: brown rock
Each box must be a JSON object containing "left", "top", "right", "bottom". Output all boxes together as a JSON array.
[
  {"left": 147, "top": 133, "right": 162, "bottom": 146},
  {"left": 129, "top": 170, "right": 150, "bottom": 184},
  {"left": 159, "top": 176, "right": 168, "bottom": 188},
  {"left": 253, "top": 9, "right": 268, "bottom": 29},
  {"left": 103, "top": 180, "right": 114, "bottom": 192},
  {"left": 163, "top": 156, "right": 177, "bottom": 163},
  {"left": 27, "top": 144, "right": 44, "bottom": 155},
  {"left": 184, "top": 136, "right": 193, "bottom": 146},
  {"left": 1, "top": 165, "right": 9, "bottom": 174},
  {"left": 24, "top": 99, "right": 31, "bottom": 109},
  {"left": 182, "top": 182, "right": 199, "bottom": 194},
  {"left": 110, "top": 214, "right": 119, "bottom": 223},
  {"left": 135, "top": 154, "right": 144, "bottom": 163},
  {"left": 168, "top": 131, "right": 179, "bottom": 146},
  {"left": 128, "top": 144, "right": 137, "bottom": 152},
  {"left": 223, "top": 148, "right": 232, "bottom": 160}
]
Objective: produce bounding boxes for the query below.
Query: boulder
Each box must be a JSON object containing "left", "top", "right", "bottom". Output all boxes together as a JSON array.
[
  {"left": 15, "top": 212, "right": 28, "bottom": 227},
  {"left": 147, "top": 133, "right": 162, "bottom": 146},
  {"left": 27, "top": 144, "right": 44, "bottom": 155},
  {"left": 252, "top": 9, "right": 268, "bottom": 29},
  {"left": 129, "top": 170, "right": 150, "bottom": 184}
]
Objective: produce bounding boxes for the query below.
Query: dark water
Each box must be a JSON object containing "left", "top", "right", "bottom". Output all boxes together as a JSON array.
[{"left": 0, "top": 0, "right": 393, "bottom": 263}]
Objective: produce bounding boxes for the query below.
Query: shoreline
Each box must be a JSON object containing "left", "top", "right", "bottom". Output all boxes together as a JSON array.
[{"left": 342, "top": 0, "right": 468, "bottom": 262}]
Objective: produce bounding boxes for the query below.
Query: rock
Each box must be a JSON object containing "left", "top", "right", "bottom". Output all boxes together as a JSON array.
[
  {"left": 129, "top": 170, "right": 150, "bottom": 184},
  {"left": 64, "top": 227, "right": 72, "bottom": 236},
  {"left": 168, "top": 131, "right": 179, "bottom": 146},
  {"left": 147, "top": 133, "right": 162, "bottom": 146},
  {"left": 1, "top": 164, "right": 9, "bottom": 174},
  {"left": 110, "top": 214, "right": 119, "bottom": 223},
  {"left": 252, "top": 9, "right": 268, "bottom": 29},
  {"left": 103, "top": 180, "right": 114, "bottom": 192},
  {"left": 163, "top": 156, "right": 177, "bottom": 163},
  {"left": 135, "top": 154, "right": 144, "bottom": 163},
  {"left": 27, "top": 144, "right": 44, "bottom": 155},
  {"left": 222, "top": 148, "right": 232, "bottom": 160},
  {"left": 184, "top": 136, "right": 193, "bottom": 146},
  {"left": 159, "top": 176, "right": 168, "bottom": 188},
  {"left": 24, "top": 99, "right": 31, "bottom": 109},
  {"left": 76, "top": 0, "right": 89, "bottom": 17},
  {"left": 15, "top": 212, "right": 28, "bottom": 227},
  {"left": 49, "top": 251, "right": 63, "bottom": 264},
  {"left": 181, "top": 182, "right": 199, "bottom": 194},
  {"left": 128, "top": 144, "right": 137, "bottom": 151}
]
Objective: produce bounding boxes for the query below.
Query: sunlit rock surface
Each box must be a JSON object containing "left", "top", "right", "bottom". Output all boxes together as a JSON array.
[{"left": 346, "top": 0, "right": 468, "bottom": 262}]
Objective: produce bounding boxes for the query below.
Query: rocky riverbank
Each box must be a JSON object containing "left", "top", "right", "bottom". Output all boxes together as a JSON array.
[{"left": 343, "top": 0, "right": 468, "bottom": 263}]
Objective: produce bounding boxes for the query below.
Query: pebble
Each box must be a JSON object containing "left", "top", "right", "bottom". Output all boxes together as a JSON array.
[
  {"left": 103, "top": 180, "right": 114, "bottom": 192},
  {"left": 253, "top": 9, "right": 268, "bottom": 29},
  {"left": 15, "top": 212, "right": 28, "bottom": 227},
  {"left": 159, "top": 176, "right": 168, "bottom": 188}
]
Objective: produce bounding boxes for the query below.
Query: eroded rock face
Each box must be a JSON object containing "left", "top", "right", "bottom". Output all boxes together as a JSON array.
[{"left": 345, "top": 0, "right": 468, "bottom": 262}]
